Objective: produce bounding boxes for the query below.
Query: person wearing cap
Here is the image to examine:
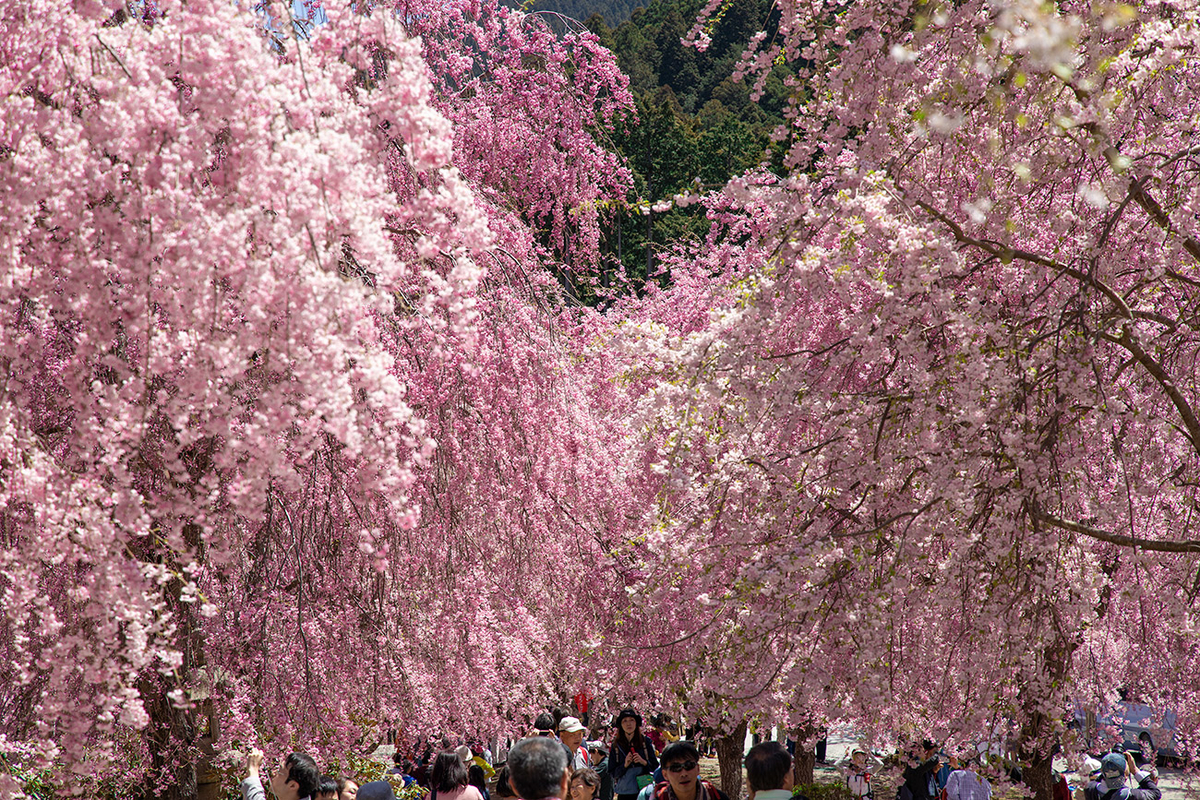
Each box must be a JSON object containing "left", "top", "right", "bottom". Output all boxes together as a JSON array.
[
  {"left": 589, "top": 742, "right": 614, "bottom": 800},
  {"left": 1083, "top": 752, "right": 1160, "bottom": 800},
  {"left": 609, "top": 709, "right": 659, "bottom": 800},
  {"left": 457, "top": 745, "right": 497, "bottom": 780},
  {"left": 357, "top": 782, "right": 398, "bottom": 800},
  {"left": 560, "top": 717, "right": 590, "bottom": 772},
  {"left": 840, "top": 747, "right": 880, "bottom": 800},
  {"left": 1080, "top": 756, "right": 1103, "bottom": 778}
]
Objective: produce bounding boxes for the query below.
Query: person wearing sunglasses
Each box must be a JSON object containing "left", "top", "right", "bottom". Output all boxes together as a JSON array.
[{"left": 648, "top": 741, "right": 728, "bottom": 800}]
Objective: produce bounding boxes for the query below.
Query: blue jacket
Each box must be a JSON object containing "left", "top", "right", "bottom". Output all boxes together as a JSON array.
[{"left": 607, "top": 738, "right": 659, "bottom": 795}]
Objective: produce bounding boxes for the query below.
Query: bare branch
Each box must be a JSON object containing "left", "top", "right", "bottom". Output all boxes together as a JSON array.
[
  {"left": 913, "top": 200, "right": 1134, "bottom": 319},
  {"left": 1037, "top": 511, "right": 1200, "bottom": 554},
  {"left": 1125, "top": 174, "right": 1200, "bottom": 266},
  {"left": 1098, "top": 328, "right": 1200, "bottom": 457},
  {"left": 94, "top": 34, "right": 133, "bottom": 80}
]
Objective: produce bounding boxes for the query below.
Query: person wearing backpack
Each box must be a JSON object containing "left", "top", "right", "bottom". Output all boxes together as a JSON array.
[
  {"left": 841, "top": 747, "right": 879, "bottom": 800},
  {"left": 1083, "top": 752, "right": 1160, "bottom": 800}
]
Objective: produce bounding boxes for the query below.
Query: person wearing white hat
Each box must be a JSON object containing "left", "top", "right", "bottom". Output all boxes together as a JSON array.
[
  {"left": 560, "top": 716, "right": 590, "bottom": 771},
  {"left": 840, "top": 747, "right": 880, "bottom": 800}
]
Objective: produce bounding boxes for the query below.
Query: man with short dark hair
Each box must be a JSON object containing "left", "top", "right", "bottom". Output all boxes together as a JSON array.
[
  {"left": 533, "top": 712, "right": 559, "bottom": 738},
  {"left": 902, "top": 741, "right": 940, "bottom": 800},
  {"left": 589, "top": 742, "right": 614, "bottom": 800},
  {"left": 530, "top": 709, "right": 576, "bottom": 769},
  {"left": 744, "top": 742, "right": 794, "bottom": 800},
  {"left": 652, "top": 741, "right": 729, "bottom": 800},
  {"left": 509, "top": 737, "right": 572, "bottom": 800},
  {"left": 243, "top": 748, "right": 322, "bottom": 800}
]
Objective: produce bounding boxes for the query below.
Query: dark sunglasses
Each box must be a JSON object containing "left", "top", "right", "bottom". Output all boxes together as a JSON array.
[
  {"left": 536, "top": 729, "right": 556, "bottom": 737},
  {"left": 664, "top": 761, "right": 698, "bottom": 773}
]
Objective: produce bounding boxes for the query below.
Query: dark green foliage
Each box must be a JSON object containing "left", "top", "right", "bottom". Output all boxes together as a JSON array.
[
  {"left": 506, "top": 0, "right": 793, "bottom": 296},
  {"left": 587, "top": 0, "right": 790, "bottom": 292}
]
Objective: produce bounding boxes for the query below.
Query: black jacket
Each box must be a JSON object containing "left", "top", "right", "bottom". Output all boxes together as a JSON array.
[
  {"left": 1084, "top": 773, "right": 1162, "bottom": 800},
  {"left": 903, "top": 757, "right": 940, "bottom": 800},
  {"left": 595, "top": 757, "right": 614, "bottom": 800}
]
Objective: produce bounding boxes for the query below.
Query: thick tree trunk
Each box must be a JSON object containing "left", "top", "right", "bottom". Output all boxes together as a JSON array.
[
  {"left": 716, "top": 720, "right": 747, "bottom": 800},
  {"left": 1021, "top": 752, "right": 1056, "bottom": 800},
  {"left": 143, "top": 519, "right": 210, "bottom": 800},
  {"left": 793, "top": 726, "right": 816, "bottom": 787},
  {"left": 1017, "top": 635, "right": 1077, "bottom": 800},
  {"left": 144, "top": 677, "right": 199, "bottom": 800}
]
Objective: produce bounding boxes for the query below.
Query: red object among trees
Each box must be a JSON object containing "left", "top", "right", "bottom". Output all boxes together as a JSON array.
[{"left": 0, "top": 0, "right": 633, "bottom": 795}]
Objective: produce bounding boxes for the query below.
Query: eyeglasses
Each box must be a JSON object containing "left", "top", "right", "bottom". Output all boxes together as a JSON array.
[
  {"left": 664, "top": 761, "right": 698, "bottom": 773},
  {"left": 536, "top": 730, "right": 556, "bottom": 737}
]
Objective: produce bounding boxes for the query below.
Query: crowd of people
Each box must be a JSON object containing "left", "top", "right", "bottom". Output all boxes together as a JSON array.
[
  {"left": 838, "top": 739, "right": 1163, "bottom": 800},
  {"left": 238, "top": 710, "right": 1163, "bottom": 800}
]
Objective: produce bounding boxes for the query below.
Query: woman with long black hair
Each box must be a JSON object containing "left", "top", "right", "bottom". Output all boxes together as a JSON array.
[{"left": 607, "top": 709, "right": 658, "bottom": 800}]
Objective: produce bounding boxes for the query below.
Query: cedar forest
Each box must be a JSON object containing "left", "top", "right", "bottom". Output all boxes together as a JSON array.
[{"left": 1, "top": 0, "right": 1199, "bottom": 799}]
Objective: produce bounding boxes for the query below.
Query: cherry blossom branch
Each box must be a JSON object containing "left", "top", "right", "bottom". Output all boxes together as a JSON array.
[
  {"left": 1036, "top": 511, "right": 1200, "bottom": 554},
  {"left": 915, "top": 195, "right": 1200, "bottom": 455},
  {"left": 1097, "top": 328, "right": 1200, "bottom": 456},
  {"left": 912, "top": 199, "right": 1134, "bottom": 320},
  {"left": 93, "top": 34, "right": 133, "bottom": 80},
  {"left": 1119, "top": 168, "right": 1200, "bottom": 267}
]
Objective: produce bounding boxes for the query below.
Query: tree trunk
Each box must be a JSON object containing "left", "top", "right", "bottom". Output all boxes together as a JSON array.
[
  {"left": 716, "top": 720, "right": 747, "bottom": 800},
  {"left": 645, "top": 182, "right": 653, "bottom": 279},
  {"left": 793, "top": 725, "right": 816, "bottom": 787},
  {"left": 1016, "top": 634, "right": 1077, "bottom": 800},
  {"left": 144, "top": 676, "right": 199, "bottom": 800},
  {"left": 142, "top": 519, "right": 210, "bottom": 800},
  {"left": 1021, "top": 751, "right": 1056, "bottom": 800}
]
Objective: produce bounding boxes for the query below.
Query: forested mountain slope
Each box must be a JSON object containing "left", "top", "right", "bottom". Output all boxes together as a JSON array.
[{"left": 515, "top": 0, "right": 793, "bottom": 297}]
